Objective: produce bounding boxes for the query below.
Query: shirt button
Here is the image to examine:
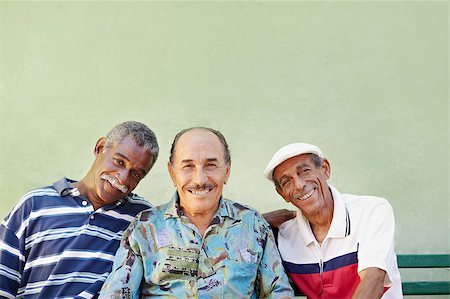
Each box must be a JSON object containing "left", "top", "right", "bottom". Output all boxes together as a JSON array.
[
  {"left": 90, "top": 215, "right": 95, "bottom": 219},
  {"left": 82, "top": 201, "right": 88, "bottom": 206}
]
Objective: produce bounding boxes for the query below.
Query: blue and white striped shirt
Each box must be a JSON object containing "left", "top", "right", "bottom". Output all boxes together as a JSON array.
[{"left": 0, "top": 178, "right": 153, "bottom": 299}]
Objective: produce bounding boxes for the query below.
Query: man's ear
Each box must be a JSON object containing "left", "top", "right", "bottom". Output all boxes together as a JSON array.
[
  {"left": 224, "top": 162, "right": 231, "bottom": 185},
  {"left": 94, "top": 137, "right": 107, "bottom": 156},
  {"left": 167, "top": 162, "right": 177, "bottom": 187},
  {"left": 321, "top": 158, "right": 331, "bottom": 180}
]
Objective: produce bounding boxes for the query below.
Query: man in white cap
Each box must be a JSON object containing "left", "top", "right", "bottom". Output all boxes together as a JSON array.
[{"left": 263, "top": 143, "right": 402, "bottom": 299}]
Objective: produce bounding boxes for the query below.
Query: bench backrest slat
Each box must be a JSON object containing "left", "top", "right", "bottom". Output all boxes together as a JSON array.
[
  {"left": 402, "top": 281, "right": 450, "bottom": 295},
  {"left": 398, "top": 254, "right": 450, "bottom": 296},
  {"left": 398, "top": 254, "right": 450, "bottom": 268}
]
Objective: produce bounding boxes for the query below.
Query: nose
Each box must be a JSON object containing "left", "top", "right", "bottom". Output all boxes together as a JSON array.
[
  {"left": 116, "top": 169, "right": 129, "bottom": 185},
  {"left": 293, "top": 175, "right": 306, "bottom": 191},
  {"left": 192, "top": 167, "right": 208, "bottom": 185}
]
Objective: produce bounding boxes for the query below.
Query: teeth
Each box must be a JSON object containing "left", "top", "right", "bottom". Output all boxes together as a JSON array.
[
  {"left": 191, "top": 189, "right": 209, "bottom": 195},
  {"left": 117, "top": 185, "right": 128, "bottom": 194},
  {"left": 298, "top": 188, "right": 315, "bottom": 201}
]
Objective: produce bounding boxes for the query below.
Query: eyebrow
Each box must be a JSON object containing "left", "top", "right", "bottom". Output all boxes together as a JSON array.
[
  {"left": 180, "top": 158, "right": 219, "bottom": 164},
  {"left": 115, "top": 153, "right": 148, "bottom": 175},
  {"left": 296, "top": 163, "right": 312, "bottom": 171},
  {"left": 278, "top": 174, "right": 289, "bottom": 184},
  {"left": 205, "top": 158, "right": 219, "bottom": 163}
]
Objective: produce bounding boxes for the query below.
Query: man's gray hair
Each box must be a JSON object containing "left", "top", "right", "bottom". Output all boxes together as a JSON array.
[
  {"left": 104, "top": 121, "right": 159, "bottom": 169},
  {"left": 169, "top": 127, "right": 230, "bottom": 165},
  {"left": 310, "top": 154, "right": 323, "bottom": 168}
]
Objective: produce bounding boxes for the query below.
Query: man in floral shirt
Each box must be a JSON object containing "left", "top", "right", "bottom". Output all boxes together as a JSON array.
[{"left": 99, "top": 127, "right": 293, "bottom": 298}]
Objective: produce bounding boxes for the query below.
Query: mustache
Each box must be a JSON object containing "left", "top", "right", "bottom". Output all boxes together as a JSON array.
[
  {"left": 186, "top": 184, "right": 215, "bottom": 190},
  {"left": 101, "top": 174, "right": 128, "bottom": 194}
]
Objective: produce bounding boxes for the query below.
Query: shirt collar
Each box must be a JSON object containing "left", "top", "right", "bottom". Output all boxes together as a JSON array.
[
  {"left": 295, "top": 184, "right": 350, "bottom": 246},
  {"left": 295, "top": 209, "right": 316, "bottom": 246},
  {"left": 52, "top": 177, "right": 76, "bottom": 196},
  {"left": 52, "top": 177, "right": 128, "bottom": 209},
  {"left": 327, "top": 185, "right": 351, "bottom": 238}
]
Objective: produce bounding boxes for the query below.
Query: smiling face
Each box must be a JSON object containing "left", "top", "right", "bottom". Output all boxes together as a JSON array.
[
  {"left": 168, "top": 129, "right": 230, "bottom": 217},
  {"left": 273, "top": 154, "right": 332, "bottom": 218},
  {"left": 87, "top": 136, "right": 153, "bottom": 209}
]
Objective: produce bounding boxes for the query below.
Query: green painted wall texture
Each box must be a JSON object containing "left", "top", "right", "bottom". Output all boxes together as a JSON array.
[{"left": 1, "top": 1, "right": 448, "bottom": 263}]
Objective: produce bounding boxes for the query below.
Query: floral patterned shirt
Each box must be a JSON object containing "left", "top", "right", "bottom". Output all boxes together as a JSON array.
[{"left": 99, "top": 193, "right": 293, "bottom": 298}]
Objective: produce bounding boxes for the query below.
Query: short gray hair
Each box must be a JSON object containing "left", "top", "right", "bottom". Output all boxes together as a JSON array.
[
  {"left": 104, "top": 121, "right": 159, "bottom": 169},
  {"left": 169, "top": 127, "right": 230, "bottom": 165},
  {"left": 310, "top": 154, "right": 323, "bottom": 168}
]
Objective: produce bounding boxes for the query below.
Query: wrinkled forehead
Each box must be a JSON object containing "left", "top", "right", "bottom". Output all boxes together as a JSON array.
[
  {"left": 110, "top": 137, "right": 153, "bottom": 170},
  {"left": 174, "top": 129, "right": 225, "bottom": 162},
  {"left": 273, "top": 154, "right": 315, "bottom": 178}
]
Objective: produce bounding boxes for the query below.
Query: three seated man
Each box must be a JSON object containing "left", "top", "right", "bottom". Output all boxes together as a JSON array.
[{"left": 0, "top": 122, "right": 401, "bottom": 298}]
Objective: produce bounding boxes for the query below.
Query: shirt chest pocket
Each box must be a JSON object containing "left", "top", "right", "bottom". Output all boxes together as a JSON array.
[
  {"left": 222, "top": 259, "right": 258, "bottom": 296},
  {"left": 152, "top": 246, "right": 200, "bottom": 283},
  {"left": 202, "top": 238, "right": 260, "bottom": 296}
]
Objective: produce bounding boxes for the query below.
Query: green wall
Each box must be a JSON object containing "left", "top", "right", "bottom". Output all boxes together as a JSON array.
[{"left": 1, "top": 1, "right": 448, "bottom": 258}]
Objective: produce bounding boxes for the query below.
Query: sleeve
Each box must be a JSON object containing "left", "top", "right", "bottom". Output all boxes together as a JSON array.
[
  {"left": 98, "top": 219, "right": 145, "bottom": 299},
  {"left": 357, "top": 198, "right": 397, "bottom": 287},
  {"left": 256, "top": 216, "right": 294, "bottom": 298},
  {"left": 0, "top": 212, "right": 26, "bottom": 298}
]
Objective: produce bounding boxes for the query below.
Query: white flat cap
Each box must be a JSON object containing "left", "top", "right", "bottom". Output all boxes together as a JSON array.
[{"left": 264, "top": 143, "right": 323, "bottom": 181}]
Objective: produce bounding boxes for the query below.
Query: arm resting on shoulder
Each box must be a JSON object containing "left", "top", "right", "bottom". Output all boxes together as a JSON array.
[
  {"left": 352, "top": 267, "right": 386, "bottom": 299},
  {"left": 262, "top": 209, "right": 296, "bottom": 228}
]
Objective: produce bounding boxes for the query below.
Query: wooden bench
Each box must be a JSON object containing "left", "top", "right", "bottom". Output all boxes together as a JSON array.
[{"left": 398, "top": 254, "right": 450, "bottom": 296}]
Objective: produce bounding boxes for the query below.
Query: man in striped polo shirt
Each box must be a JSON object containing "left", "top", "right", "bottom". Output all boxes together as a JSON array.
[
  {"left": 263, "top": 143, "right": 402, "bottom": 299},
  {"left": 0, "top": 121, "right": 159, "bottom": 299}
]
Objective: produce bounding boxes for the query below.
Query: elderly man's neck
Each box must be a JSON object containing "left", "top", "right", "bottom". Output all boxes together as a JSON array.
[
  {"left": 309, "top": 213, "right": 333, "bottom": 244},
  {"left": 306, "top": 195, "right": 334, "bottom": 244},
  {"left": 181, "top": 205, "right": 218, "bottom": 237}
]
